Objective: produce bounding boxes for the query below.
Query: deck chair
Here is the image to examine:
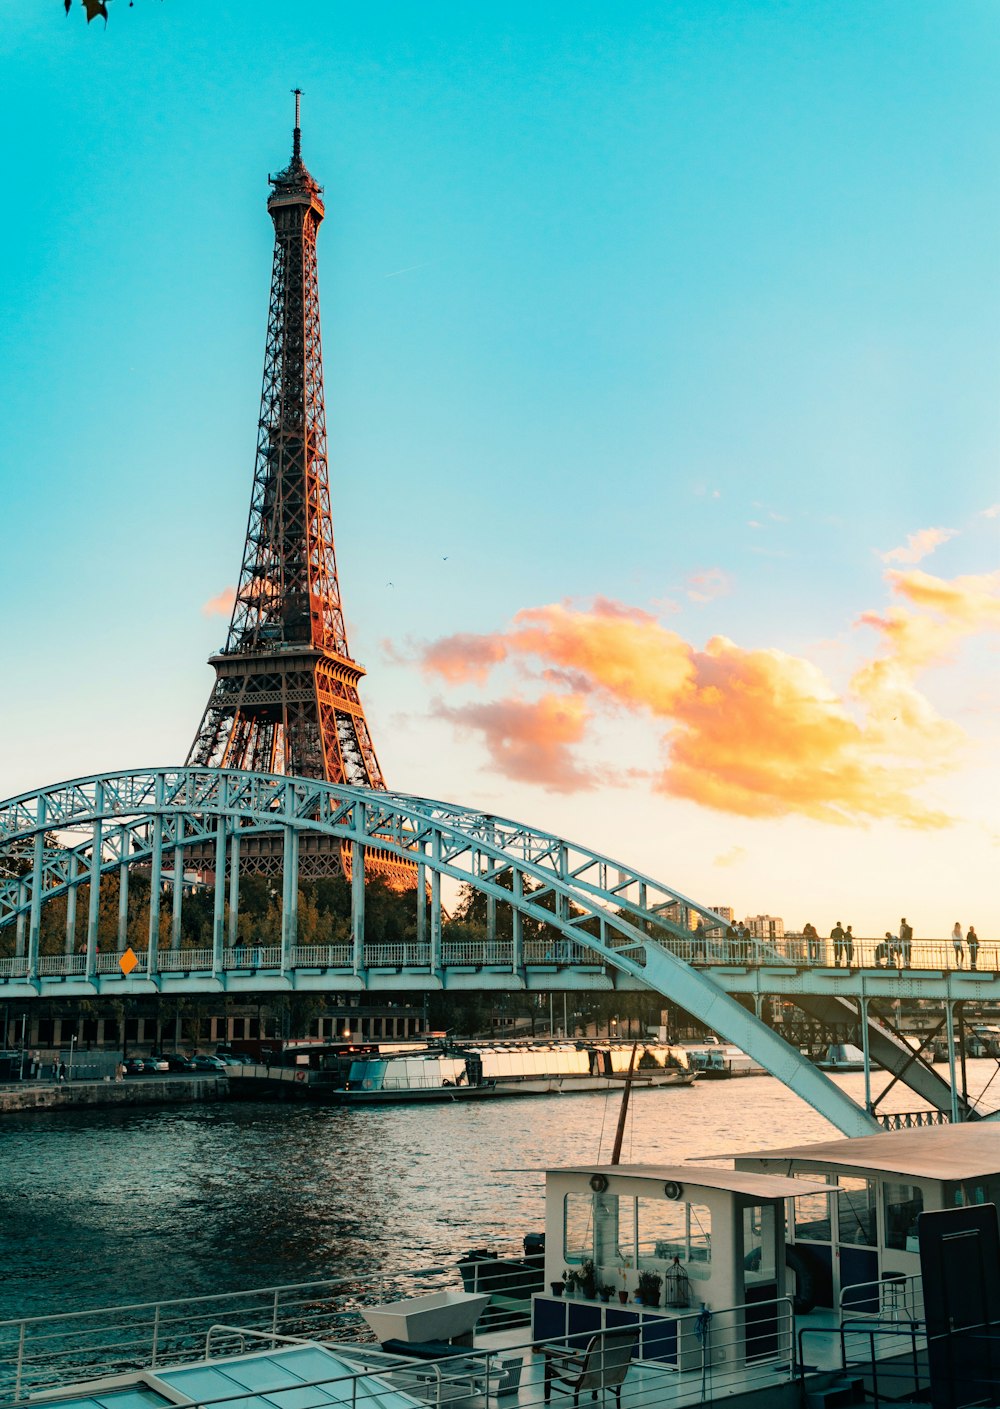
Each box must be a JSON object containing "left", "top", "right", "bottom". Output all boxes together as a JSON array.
[{"left": 541, "top": 1327, "right": 638, "bottom": 1409}]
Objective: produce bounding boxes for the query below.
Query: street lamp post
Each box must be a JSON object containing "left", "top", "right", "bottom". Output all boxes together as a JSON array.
[{"left": 68, "top": 1034, "right": 76, "bottom": 1083}]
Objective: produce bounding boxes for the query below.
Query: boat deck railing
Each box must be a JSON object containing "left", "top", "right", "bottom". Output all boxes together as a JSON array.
[
  {"left": 4, "top": 1300, "right": 802, "bottom": 1409},
  {"left": 0, "top": 1269, "right": 454, "bottom": 1403},
  {"left": 840, "top": 1270, "right": 925, "bottom": 1330},
  {"left": 1, "top": 1267, "right": 944, "bottom": 1409},
  {"left": 798, "top": 1317, "right": 929, "bottom": 1409}
]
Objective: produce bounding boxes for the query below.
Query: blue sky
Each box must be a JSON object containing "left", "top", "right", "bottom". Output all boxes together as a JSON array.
[{"left": 3, "top": 1, "right": 999, "bottom": 933}]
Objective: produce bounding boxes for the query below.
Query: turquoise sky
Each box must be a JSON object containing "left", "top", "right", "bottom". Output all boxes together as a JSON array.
[{"left": 3, "top": 1, "right": 999, "bottom": 933}]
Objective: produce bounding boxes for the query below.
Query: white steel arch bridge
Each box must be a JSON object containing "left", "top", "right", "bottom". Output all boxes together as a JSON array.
[{"left": 0, "top": 768, "right": 991, "bottom": 1136}]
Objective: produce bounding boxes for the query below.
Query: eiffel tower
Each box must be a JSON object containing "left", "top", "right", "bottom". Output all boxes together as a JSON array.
[{"left": 189, "top": 95, "right": 407, "bottom": 884}]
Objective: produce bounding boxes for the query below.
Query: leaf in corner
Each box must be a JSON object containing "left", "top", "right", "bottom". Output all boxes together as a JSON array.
[{"left": 83, "top": 0, "right": 109, "bottom": 21}]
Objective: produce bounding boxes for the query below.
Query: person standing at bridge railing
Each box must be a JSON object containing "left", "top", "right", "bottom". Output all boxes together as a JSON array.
[
  {"left": 899, "top": 918, "right": 913, "bottom": 967},
  {"left": 803, "top": 922, "right": 820, "bottom": 964},
  {"left": 693, "top": 920, "right": 707, "bottom": 962},
  {"left": 831, "top": 921, "right": 845, "bottom": 967},
  {"left": 968, "top": 925, "right": 980, "bottom": 971},
  {"left": 844, "top": 925, "right": 854, "bottom": 966},
  {"left": 951, "top": 922, "right": 964, "bottom": 967}
]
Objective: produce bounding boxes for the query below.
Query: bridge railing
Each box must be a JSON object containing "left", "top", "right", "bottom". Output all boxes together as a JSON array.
[{"left": 1, "top": 937, "right": 994, "bottom": 980}]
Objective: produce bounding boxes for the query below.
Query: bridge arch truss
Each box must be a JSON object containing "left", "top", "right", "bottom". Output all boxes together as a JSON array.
[{"left": 1, "top": 767, "right": 884, "bottom": 1134}]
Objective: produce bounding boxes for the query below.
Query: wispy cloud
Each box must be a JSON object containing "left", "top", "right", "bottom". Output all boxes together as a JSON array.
[
  {"left": 880, "top": 526, "right": 957, "bottom": 565},
  {"left": 686, "top": 568, "right": 731, "bottom": 604},
  {"left": 201, "top": 587, "right": 236, "bottom": 617},
  {"left": 982, "top": 504, "right": 1000, "bottom": 520},
  {"left": 714, "top": 846, "right": 747, "bottom": 868}
]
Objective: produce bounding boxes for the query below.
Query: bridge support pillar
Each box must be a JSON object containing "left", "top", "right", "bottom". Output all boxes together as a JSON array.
[
  {"left": 15, "top": 881, "right": 26, "bottom": 960},
  {"left": 416, "top": 861, "right": 426, "bottom": 953},
  {"left": 117, "top": 828, "right": 130, "bottom": 951},
  {"left": 212, "top": 816, "right": 227, "bottom": 977},
  {"left": 228, "top": 831, "right": 240, "bottom": 948},
  {"left": 148, "top": 811, "right": 162, "bottom": 976},
  {"left": 171, "top": 845, "right": 183, "bottom": 950},
  {"left": 945, "top": 1002, "right": 960, "bottom": 1123},
  {"left": 85, "top": 784, "right": 104, "bottom": 980},
  {"left": 430, "top": 831, "right": 442, "bottom": 976},
  {"left": 859, "top": 997, "right": 872, "bottom": 1113},
  {"left": 351, "top": 837, "right": 364, "bottom": 973},
  {"left": 281, "top": 824, "right": 299, "bottom": 971},
  {"left": 487, "top": 893, "right": 496, "bottom": 947},
  {"left": 27, "top": 795, "right": 46, "bottom": 981},
  {"left": 65, "top": 854, "right": 78, "bottom": 956},
  {"left": 511, "top": 869, "right": 524, "bottom": 974}
]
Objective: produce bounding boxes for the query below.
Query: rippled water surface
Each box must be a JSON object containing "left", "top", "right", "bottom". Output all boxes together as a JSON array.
[{"left": 2, "top": 1062, "right": 997, "bottom": 1322}]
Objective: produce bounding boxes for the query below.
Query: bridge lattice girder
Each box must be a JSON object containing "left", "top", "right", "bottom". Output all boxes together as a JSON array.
[
  {"left": 1, "top": 767, "right": 884, "bottom": 1136},
  {"left": 790, "top": 993, "right": 975, "bottom": 1121}
]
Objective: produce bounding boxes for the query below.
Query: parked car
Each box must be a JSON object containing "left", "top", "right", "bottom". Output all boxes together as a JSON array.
[
  {"left": 145, "top": 1056, "right": 170, "bottom": 1073},
  {"left": 164, "top": 1053, "right": 196, "bottom": 1072},
  {"left": 191, "top": 1054, "right": 226, "bottom": 1071},
  {"left": 122, "top": 1057, "right": 145, "bottom": 1076}
]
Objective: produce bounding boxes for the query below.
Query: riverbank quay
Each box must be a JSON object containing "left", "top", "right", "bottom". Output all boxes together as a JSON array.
[{"left": 0, "top": 1074, "right": 227, "bottom": 1115}]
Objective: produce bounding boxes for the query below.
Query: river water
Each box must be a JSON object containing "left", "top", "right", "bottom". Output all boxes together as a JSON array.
[{"left": 3, "top": 1063, "right": 998, "bottom": 1323}]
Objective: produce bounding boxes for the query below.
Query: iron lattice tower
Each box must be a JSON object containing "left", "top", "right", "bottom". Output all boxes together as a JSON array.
[{"left": 189, "top": 97, "right": 404, "bottom": 882}]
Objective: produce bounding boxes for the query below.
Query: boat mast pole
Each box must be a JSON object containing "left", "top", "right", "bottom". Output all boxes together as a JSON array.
[{"left": 610, "top": 1042, "right": 639, "bottom": 1165}]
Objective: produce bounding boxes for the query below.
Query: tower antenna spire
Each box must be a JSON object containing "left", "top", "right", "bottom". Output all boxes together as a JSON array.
[{"left": 292, "top": 87, "right": 302, "bottom": 161}]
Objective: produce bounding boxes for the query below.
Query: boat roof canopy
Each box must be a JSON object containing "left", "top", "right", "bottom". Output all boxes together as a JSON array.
[
  {"left": 549, "top": 1163, "right": 834, "bottom": 1198},
  {"left": 731, "top": 1123, "right": 1000, "bottom": 1182}
]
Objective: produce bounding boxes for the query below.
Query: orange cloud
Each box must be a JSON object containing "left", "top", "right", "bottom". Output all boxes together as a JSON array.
[
  {"left": 880, "top": 526, "right": 957, "bottom": 565},
  {"left": 859, "top": 568, "right": 1000, "bottom": 669},
  {"left": 434, "top": 693, "right": 596, "bottom": 792},
  {"left": 201, "top": 587, "right": 237, "bottom": 617},
  {"left": 418, "top": 568, "right": 1000, "bottom": 825},
  {"left": 423, "top": 633, "right": 509, "bottom": 683}
]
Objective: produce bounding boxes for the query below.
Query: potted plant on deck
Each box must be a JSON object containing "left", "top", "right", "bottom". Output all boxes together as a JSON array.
[
  {"left": 636, "top": 1270, "right": 663, "bottom": 1308},
  {"left": 579, "top": 1259, "right": 597, "bottom": 1299},
  {"left": 599, "top": 1284, "right": 615, "bottom": 1304}
]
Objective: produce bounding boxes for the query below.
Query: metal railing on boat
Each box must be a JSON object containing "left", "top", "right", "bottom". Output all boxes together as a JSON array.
[
  {"left": 2, "top": 1296, "right": 800, "bottom": 1409},
  {"left": 0, "top": 1285, "right": 800, "bottom": 1409}
]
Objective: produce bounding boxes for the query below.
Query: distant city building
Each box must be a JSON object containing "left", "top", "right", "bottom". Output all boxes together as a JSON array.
[
  {"left": 745, "top": 914, "right": 785, "bottom": 940},
  {"left": 706, "top": 905, "right": 734, "bottom": 924}
]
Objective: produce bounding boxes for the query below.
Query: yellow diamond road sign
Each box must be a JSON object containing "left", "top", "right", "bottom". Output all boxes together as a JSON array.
[{"left": 119, "top": 946, "right": 138, "bottom": 975}]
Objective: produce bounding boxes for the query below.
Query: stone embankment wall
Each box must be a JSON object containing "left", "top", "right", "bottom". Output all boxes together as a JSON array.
[{"left": 0, "top": 1076, "right": 228, "bottom": 1114}]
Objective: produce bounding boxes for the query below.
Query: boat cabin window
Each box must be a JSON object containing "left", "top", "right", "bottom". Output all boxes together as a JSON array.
[
  {"left": 837, "top": 1177, "right": 877, "bottom": 1246},
  {"left": 564, "top": 1193, "right": 594, "bottom": 1264},
  {"left": 743, "top": 1204, "right": 776, "bottom": 1283},
  {"left": 882, "top": 1182, "right": 923, "bottom": 1252},
  {"left": 792, "top": 1177, "right": 833, "bottom": 1243},
  {"left": 636, "top": 1196, "right": 712, "bottom": 1276},
  {"left": 948, "top": 1180, "right": 1000, "bottom": 1208},
  {"left": 564, "top": 1192, "right": 710, "bottom": 1277}
]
